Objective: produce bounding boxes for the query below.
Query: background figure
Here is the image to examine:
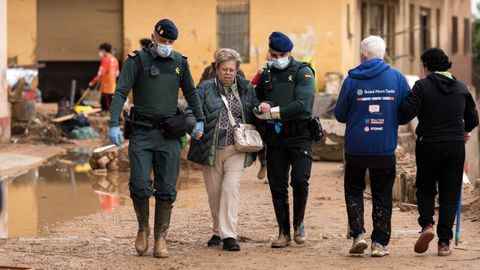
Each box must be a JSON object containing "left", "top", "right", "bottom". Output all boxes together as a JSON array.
[
  {"left": 399, "top": 48, "right": 479, "bottom": 256},
  {"left": 89, "top": 42, "right": 120, "bottom": 112},
  {"left": 139, "top": 38, "right": 152, "bottom": 50},
  {"left": 199, "top": 49, "right": 246, "bottom": 83},
  {"left": 188, "top": 48, "right": 258, "bottom": 251},
  {"left": 334, "top": 35, "right": 410, "bottom": 257}
]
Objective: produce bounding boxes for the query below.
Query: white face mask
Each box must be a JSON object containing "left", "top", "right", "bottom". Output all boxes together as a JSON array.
[
  {"left": 272, "top": 56, "right": 289, "bottom": 69},
  {"left": 156, "top": 44, "right": 173, "bottom": 57}
]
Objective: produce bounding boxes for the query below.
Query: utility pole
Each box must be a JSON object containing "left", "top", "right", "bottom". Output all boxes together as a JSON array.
[{"left": 0, "top": 0, "right": 10, "bottom": 143}]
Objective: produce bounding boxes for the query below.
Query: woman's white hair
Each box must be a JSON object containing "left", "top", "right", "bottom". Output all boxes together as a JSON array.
[
  {"left": 360, "top": 35, "right": 386, "bottom": 60},
  {"left": 215, "top": 48, "right": 242, "bottom": 70}
]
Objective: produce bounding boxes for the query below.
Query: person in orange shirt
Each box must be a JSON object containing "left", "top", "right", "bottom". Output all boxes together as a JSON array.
[{"left": 89, "top": 42, "right": 120, "bottom": 111}]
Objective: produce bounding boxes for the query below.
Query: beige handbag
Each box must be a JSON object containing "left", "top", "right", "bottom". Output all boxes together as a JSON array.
[{"left": 220, "top": 94, "right": 263, "bottom": 152}]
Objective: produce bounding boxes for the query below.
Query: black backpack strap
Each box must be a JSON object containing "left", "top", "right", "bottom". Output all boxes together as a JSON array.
[{"left": 136, "top": 49, "right": 151, "bottom": 76}]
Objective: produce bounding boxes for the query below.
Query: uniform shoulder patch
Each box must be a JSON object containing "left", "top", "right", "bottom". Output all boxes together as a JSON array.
[{"left": 127, "top": 51, "right": 139, "bottom": 58}]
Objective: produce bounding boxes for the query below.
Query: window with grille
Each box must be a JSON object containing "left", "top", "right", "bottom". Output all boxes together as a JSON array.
[
  {"left": 217, "top": 1, "right": 250, "bottom": 63},
  {"left": 464, "top": 18, "right": 470, "bottom": 55},
  {"left": 436, "top": 9, "right": 441, "bottom": 47},
  {"left": 409, "top": 4, "right": 415, "bottom": 57},
  {"left": 420, "top": 8, "right": 431, "bottom": 54},
  {"left": 360, "top": 1, "right": 397, "bottom": 63},
  {"left": 452, "top": 16, "right": 458, "bottom": 54}
]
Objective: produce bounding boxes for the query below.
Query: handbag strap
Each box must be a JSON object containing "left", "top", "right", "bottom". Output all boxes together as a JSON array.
[{"left": 220, "top": 93, "right": 238, "bottom": 128}]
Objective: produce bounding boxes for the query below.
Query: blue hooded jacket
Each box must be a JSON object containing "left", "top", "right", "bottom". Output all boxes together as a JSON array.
[{"left": 334, "top": 59, "right": 410, "bottom": 156}]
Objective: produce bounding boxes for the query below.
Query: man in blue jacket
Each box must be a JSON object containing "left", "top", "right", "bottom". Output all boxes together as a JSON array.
[{"left": 334, "top": 36, "right": 410, "bottom": 257}]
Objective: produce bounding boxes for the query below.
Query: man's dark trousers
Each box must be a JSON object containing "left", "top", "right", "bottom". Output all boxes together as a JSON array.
[{"left": 344, "top": 162, "right": 395, "bottom": 246}]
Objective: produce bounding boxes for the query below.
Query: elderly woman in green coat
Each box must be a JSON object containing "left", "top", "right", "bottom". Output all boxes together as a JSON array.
[{"left": 188, "top": 48, "right": 259, "bottom": 251}]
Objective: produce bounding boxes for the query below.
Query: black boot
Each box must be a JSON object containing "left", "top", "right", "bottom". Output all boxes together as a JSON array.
[
  {"left": 271, "top": 199, "right": 291, "bottom": 248},
  {"left": 132, "top": 198, "right": 150, "bottom": 255},
  {"left": 293, "top": 195, "right": 308, "bottom": 245},
  {"left": 153, "top": 201, "right": 172, "bottom": 258}
]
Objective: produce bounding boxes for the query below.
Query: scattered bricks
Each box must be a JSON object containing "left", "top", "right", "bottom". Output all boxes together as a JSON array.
[
  {"left": 89, "top": 144, "right": 130, "bottom": 172},
  {"left": 107, "top": 158, "right": 119, "bottom": 171},
  {"left": 106, "top": 151, "right": 116, "bottom": 161},
  {"left": 97, "top": 156, "right": 111, "bottom": 169}
]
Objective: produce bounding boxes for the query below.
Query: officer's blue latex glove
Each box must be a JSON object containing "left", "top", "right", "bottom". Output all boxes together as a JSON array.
[
  {"left": 191, "top": 122, "right": 204, "bottom": 140},
  {"left": 109, "top": 127, "right": 124, "bottom": 146}
]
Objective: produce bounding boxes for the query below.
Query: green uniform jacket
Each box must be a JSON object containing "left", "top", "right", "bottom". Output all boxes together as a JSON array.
[
  {"left": 109, "top": 48, "right": 204, "bottom": 127},
  {"left": 255, "top": 57, "right": 315, "bottom": 121}
]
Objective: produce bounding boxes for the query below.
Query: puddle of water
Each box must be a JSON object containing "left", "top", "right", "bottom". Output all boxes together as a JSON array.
[{"left": 0, "top": 148, "right": 202, "bottom": 238}]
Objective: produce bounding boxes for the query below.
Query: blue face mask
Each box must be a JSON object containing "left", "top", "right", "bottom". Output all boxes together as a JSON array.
[
  {"left": 272, "top": 56, "right": 289, "bottom": 69},
  {"left": 156, "top": 44, "right": 173, "bottom": 57}
]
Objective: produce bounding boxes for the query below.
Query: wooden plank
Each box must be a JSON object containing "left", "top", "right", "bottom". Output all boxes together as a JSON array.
[{"left": 51, "top": 108, "right": 102, "bottom": 123}]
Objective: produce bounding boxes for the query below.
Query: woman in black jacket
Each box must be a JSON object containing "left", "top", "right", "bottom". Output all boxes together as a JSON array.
[
  {"left": 188, "top": 48, "right": 259, "bottom": 251},
  {"left": 400, "top": 48, "right": 479, "bottom": 256}
]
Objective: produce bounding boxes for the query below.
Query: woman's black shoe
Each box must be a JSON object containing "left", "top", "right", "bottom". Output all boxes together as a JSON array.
[
  {"left": 207, "top": 235, "right": 222, "bottom": 247},
  {"left": 222, "top": 237, "right": 240, "bottom": 251}
]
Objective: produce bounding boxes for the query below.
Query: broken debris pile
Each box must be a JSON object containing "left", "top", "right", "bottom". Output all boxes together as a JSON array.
[
  {"left": 394, "top": 147, "right": 417, "bottom": 203},
  {"left": 89, "top": 145, "right": 130, "bottom": 173},
  {"left": 465, "top": 179, "right": 480, "bottom": 221}
]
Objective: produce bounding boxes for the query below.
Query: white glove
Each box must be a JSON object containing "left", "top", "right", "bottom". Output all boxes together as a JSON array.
[
  {"left": 253, "top": 107, "right": 272, "bottom": 120},
  {"left": 253, "top": 106, "right": 281, "bottom": 120}
]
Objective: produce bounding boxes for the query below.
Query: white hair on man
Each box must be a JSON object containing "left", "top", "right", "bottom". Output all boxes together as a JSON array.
[{"left": 360, "top": 35, "right": 386, "bottom": 60}]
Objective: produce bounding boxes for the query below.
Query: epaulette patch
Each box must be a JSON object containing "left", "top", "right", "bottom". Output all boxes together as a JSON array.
[{"left": 127, "top": 51, "right": 138, "bottom": 58}]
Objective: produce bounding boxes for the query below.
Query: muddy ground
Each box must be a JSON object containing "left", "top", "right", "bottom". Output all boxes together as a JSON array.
[{"left": 1, "top": 161, "right": 479, "bottom": 270}]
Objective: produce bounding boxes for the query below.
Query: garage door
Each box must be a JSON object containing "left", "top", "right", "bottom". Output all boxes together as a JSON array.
[{"left": 37, "top": 0, "right": 123, "bottom": 61}]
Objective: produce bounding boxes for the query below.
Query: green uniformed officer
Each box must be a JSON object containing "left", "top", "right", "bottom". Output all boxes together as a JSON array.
[
  {"left": 108, "top": 18, "right": 205, "bottom": 258},
  {"left": 254, "top": 32, "right": 315, "bottom": 248}
]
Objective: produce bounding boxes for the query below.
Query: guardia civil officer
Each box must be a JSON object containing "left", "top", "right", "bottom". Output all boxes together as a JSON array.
[
  {"left": 254, "top": 32, "right": 315, "bottom": 248},
  {"left": 108, "top": 19, "right": 205, "bottom": 258}
]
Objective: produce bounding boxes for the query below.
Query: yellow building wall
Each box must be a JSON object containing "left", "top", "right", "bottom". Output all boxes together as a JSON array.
[
  {"left": 123, "top": 0, "right": 217, "bottom": 84},
  {"left": 249, "top": 0, "right": 343, "bottom": 90},
  {"left": 124, "top": 0, "right": 343, "bottom": 89},
  {"left": 7, "top": 0, "right": 36, "bottom": 65},
  {"left": 341, "top": 0, "right": 360, "bottom": 75},
  {"left": 444, "top": 0, "right": 472, "bottom": 84}
]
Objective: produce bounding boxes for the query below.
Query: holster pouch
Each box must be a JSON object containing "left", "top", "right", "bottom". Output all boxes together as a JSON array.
[
  {"left": 309, "top": 116, "right": 324, "bottom": 142},
  {"left": 126, "top": 107, "right": 189, "bottom": 140},
  {"left": 123, "top": 108, "right": 133, "bottom": 140},
  {"left": 162, "top": 109, "right": 187, "bottom": 139}
]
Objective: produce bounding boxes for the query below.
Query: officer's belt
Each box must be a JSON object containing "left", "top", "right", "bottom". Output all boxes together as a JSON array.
[
  {"left": 271, "top": 120, "right": 309, "bottom": 129},
  {"left": 130, "top": 114, "right": 171, "bottom": 129},
  {"left": 267, "top": 119, "right": 309, "bottom": 136}
]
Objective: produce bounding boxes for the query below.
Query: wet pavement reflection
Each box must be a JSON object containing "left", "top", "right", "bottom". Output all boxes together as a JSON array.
[{"left": 0, "top": 148, "right": 201, "bottom": 238}]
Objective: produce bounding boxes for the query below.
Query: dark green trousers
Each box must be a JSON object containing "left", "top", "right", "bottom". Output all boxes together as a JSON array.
[{"left": 128, "top": 127, "right": 181, "bottom": 202}]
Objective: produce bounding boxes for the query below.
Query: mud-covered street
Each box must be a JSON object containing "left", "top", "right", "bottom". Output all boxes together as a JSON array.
[{"left": 1, "top": 161, "right": 479, "bottom": 270}]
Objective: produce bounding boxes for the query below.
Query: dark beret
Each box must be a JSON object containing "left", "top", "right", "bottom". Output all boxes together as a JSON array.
[
  {"left": 269, "top": 32, "right": 293, "bottom": 52},
  {"left": 154, "top": 19, "right": 178, "bottom": 40}
]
